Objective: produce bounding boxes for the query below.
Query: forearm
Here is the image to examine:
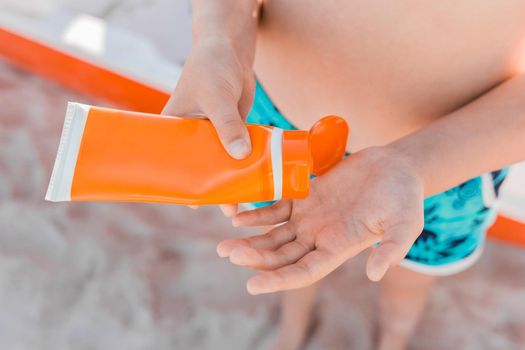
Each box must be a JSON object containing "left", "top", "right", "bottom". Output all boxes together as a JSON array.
[
  {"left": 192, "top": 0, "right": 259, "bottom": 65},
  {"left": 389, "top": 74, "right": 525, "bottom": 197}
]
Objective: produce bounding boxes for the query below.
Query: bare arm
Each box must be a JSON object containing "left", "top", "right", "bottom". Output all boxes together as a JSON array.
[
  {"left": 192, "top": 0, "right": 259, "bottom": 65},
  {"left": 391, "top": 74, "right": 525, "bottom": 197},
  {"left": 163, "top": 0, "right": 259, "bottom": 158}
]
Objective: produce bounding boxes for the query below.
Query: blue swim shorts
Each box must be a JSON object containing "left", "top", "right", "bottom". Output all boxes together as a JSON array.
[{"left": 246, "top": 81, "right": 509, "bottom": 276}]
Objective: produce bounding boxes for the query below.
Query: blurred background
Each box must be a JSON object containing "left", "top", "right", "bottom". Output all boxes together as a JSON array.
[{"left": 1, "top": 1, "right": 525, "bottom": 349}]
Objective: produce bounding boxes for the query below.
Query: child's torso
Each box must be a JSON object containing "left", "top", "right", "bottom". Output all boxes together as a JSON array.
[{"left": 254, "top": 0, "right": 525, "bottom": 150}]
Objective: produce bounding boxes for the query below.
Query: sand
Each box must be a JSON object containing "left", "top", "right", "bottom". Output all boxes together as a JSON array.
[
  {"left": 1, "top": 60, "right": 525, "bottom": 350},
  {"left": 1, "top": 1, "right": 525, "bottom": 348}
]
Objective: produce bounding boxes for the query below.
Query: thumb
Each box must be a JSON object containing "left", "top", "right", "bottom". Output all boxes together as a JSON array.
[
  {"left": 203, "top": 91, "right": 252, "bottom": 160},
  {"left": 366, "top": 223, "right": 419, "bottom": 282}
]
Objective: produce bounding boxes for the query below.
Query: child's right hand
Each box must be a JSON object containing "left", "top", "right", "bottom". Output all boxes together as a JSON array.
[
  {"left": 162, "top": 37, "right": 256, "bottom": 160},
  {"left": 162, "top": 37, "right": 256, "bottom": 215},
  {"left": 163, "top": 0, "right": 259, "bottom": 214},
  {"left": 216, "top": 147, "right": 426, "bottom": 294}
]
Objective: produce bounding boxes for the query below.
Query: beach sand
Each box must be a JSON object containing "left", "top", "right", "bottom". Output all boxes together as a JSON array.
[{"left": 0, "top": 60, "right": 525, "bottom": 350}]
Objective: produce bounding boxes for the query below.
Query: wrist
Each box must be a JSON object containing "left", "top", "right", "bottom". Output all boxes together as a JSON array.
[
  {"left": 192, "top": 35, "right": 253, "bottom": 70},
  {"left": 193, "top": 30, "right": 257, "bottom": 71},
  {"left": 356, "top": 145, "right": 426, "bottom": 194},
  {"left": 192, "top": 0, "right": 258, "bottom": 52},
  {"left": 379, "top": 143, "right": 428, "bottom": 195}
]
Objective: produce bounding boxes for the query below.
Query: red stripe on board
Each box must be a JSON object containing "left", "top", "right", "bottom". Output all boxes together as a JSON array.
[{"left": 0, "top": 27, "right": 170, "bottom": 113}]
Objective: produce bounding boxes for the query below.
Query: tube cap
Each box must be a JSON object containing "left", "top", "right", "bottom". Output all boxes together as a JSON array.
[
  {"left": 309, "top": 116, "right": 349, "bottom": 176},
  {"left": 280, "top": 116, "right": 348, "bottom": 199}
]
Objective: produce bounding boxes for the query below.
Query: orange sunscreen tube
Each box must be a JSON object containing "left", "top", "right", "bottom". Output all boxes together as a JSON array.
[{"left": 45, "top": 103, "right": 348, "bottom": 205}]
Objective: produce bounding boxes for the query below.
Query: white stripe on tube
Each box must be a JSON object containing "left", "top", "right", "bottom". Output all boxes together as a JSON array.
[
  {"left": 270, "top": 127, "right": 284, "bottom": 201},
  {"left": 45, "top": 102, "right": 90, "bottom": 201}
]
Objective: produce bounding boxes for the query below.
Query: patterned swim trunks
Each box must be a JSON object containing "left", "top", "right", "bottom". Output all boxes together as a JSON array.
[{"left": 246, "top": 81, "right": 508, "bottom": 276}]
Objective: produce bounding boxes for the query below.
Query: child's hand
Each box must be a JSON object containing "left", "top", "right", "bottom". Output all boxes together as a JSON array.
[
  {"left": 162, "top": 37, "right": 256, "bottom": 214},
  {"left": 162, "top": 37, "right": 255, "bottom": 160},
  {"left": 217, "top": 147, "right": 425, "bottom": 294}
]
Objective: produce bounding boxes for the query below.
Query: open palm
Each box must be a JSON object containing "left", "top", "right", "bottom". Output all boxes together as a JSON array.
[{"left": 217, "top": 148, "right": 425, "bottom": 294}]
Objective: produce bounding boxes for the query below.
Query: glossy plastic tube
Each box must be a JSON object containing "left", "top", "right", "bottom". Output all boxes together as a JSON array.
[{"left": 46, "top": 103, "right": 348, "bottom": 205}]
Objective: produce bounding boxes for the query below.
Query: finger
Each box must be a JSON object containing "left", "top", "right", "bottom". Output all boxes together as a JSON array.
[
  {"left": 366, "top": 223, "right": 420, "bottom": 282},
  {"left": 220, "top": 204, "right": 238, "bottom": 217},
  {"left": 238, "top": 72, "right": 256, "bottom": 119},
  {"left": 229, "top": 239, "right": 313, "bottom": 270},
  {"left": 246, "top": 249, "right": 342, "bottom": 295},
  {"left": 216, "top": 224, "right": 295, "bottom": 258},
  {"left": 161, "top": 94, "right": 200, "bottom": 117},
  {"left": 232, "top": 200, "right": 292, "bottom": 227},
  {"left": 202, "top": 91, "right": 252, "bottom": 160},
  {"left": 162, "top": 86, "right": 251, "bottom": 159},
  {"left": 161, "top": 95, "right": 178, "bottom": 115}
]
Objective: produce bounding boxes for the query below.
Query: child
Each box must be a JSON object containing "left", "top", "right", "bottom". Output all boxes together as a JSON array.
[{"left": 163, "top": 1, "right": 525, "bottom": 349}]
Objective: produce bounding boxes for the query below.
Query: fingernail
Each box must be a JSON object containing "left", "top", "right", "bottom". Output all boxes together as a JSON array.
[
  {"left": 247, "top": 277, "right": 268, "bottom": 295},
  {"left": 228, "top": 139, "right": 250, "bottom": 159},
  {"left": 229, "top": 247, "right": 250, "bottom": 265},
  {"left": 216, "top": 242, "right": 230, "bottom": 258},
  {"left": 246, "top": 282, "right": 259, "bottom": 295},
  {"left": 368, "top": 264, "right": 388, "bottom": 282}
]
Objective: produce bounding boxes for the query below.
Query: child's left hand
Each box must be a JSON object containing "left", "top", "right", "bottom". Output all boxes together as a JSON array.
[{"left": 217, "top": 146, "right": 425, "bottom": 295}]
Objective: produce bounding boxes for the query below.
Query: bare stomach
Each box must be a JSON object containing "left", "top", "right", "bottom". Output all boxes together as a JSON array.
[{"left": 255, "top": 0, "right": 525, "bottom": 150}]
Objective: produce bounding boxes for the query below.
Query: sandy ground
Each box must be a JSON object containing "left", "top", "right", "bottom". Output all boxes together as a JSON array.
[
  {"left": 1, "top": 60, "right": 525, "bottom": 350},
  {"left": 1, "top": 0, "right": 525, "bottom": 349}
]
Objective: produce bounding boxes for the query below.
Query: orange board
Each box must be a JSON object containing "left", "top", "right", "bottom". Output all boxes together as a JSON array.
[
  {"left": 0, "top": 27, "right": 170, "bottom": 113},
  {"left": 488, "top": 215, "right": 525, "bottom": 248}
]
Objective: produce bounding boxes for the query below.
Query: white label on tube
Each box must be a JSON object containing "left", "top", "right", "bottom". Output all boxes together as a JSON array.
[
  {"left": 45, "top": 102, "right": 90, "bottom": 201},
  {"left": 270, "top": 127, "right": 283, "bottom": 201}
]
